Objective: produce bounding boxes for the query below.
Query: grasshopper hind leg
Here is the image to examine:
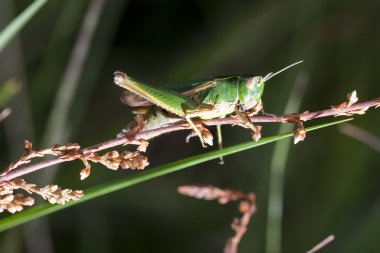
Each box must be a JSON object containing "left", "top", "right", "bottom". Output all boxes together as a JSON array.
[{"left": 185, "top": 116, "right": 207, "bottom": 148}]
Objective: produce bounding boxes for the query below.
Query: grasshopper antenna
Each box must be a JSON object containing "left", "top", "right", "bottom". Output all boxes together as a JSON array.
[{"left": 263, "top": 60, "right": 303, "bottom": 82}]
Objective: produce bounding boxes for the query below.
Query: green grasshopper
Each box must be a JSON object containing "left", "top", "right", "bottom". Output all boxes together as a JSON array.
[{"left": 113, "top": 61, "right": 302, "bottom": 149}]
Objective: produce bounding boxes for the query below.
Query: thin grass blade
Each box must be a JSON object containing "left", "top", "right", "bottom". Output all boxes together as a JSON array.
[{"left": 0, "top": 0, "right": 48, "bottom": 53}]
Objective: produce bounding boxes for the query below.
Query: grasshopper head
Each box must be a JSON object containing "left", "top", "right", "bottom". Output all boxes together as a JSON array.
[
  {"left": 241, "top": 60, "right": 303, "bottom": 109},
  {"left": 246, "top": 76, "right": 265, "bottom": 89},
  {"left": 238, "top": 76, "right": 265, "bottom": 111},
  {"left": 245, "top": 75, "right": 265, "bottom": 97},
  {"left": 113, "top": 71, "right": 127, "bottom": 86}
]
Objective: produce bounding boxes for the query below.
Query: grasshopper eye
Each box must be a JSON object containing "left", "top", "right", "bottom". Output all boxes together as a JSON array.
[{"left": 246, "top": 76, "right": 263, "bottom": 88}]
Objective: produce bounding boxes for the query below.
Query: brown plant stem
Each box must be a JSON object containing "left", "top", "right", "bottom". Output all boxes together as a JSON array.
[{"left": 0, "top": 98, "right": 379, "bottom": 182}]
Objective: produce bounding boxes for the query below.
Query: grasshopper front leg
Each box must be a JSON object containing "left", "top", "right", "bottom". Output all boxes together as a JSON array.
[{"left": 234, "top": 107, "right": 262, "bottom": 141}]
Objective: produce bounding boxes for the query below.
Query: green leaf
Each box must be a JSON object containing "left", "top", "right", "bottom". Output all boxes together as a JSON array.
[
  {"left": 0, "top": 0, "right": 48, "bottom": 53},
  {"left": 0, "top": 118, "right": 352, "bottom": 232}
]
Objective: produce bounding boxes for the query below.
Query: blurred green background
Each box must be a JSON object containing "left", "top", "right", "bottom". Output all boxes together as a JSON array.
[{"left": 1, "top": 0, "right": 380, "bottom": 252}]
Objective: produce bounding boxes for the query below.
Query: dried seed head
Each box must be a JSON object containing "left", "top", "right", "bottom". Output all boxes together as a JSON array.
[
  {"left": 201, "top": 128, "right": 214, "bottom": 146},
  {"left": 1, "top": 140, "right": 82, "bottom": 176},
  {"left": 0, "top": 194, "right": 14, "bottom": 203},
  {"left": 347, "top": 90, "right": 358, "bottom": 107},
  {"left": 135, "top": 139, "right": 149, "bottom": 152},
  {"left": 51, "top": 143, "right": 81, "bottom": 156},
  {"left": 122, "top": 139, "right": 149, "bottom": 152},
  {"left": 332, "top": 90, "right": 359, "bottom": 112},
  {"left": 37, "top": 184, "right": 83, "bottom": 204},
  {"left": 251, "top": 125, "right": 262, "bottom": 141},
  {"left": 178, "top": 185, "right": 247, "bottom": 205},
  {"left": 80, "top": 166, "right": 91, "bottom": 180},
  {"left": 178, "top": 184, "right": 256, "bottom": 253},
  {"left": 178, "top": 185, "right": 225, "bottom": 201},
  {"left": 24, "top": 140, "right": 33, "bottom": 154},
  {"left": 20, "top": 196, "right": 35, "bottom": 206},
  {"left": 0, "top": 193, "right": 35, "bottom": 213},
  {"left": 239, "top": 201, "right": 250, "bottom": 213},
  {"left": 294, "top": 124, "right": 306, "bottom": 144},
  {"left": 78, "top": 158, "right": 92, "bottom": 180}
]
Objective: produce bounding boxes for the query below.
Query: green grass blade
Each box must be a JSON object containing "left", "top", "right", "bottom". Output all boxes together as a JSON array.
[
  {"left": 266, "top": 74, "right": 308, "bottom": 253},
  {"left": 0, "top": 118, "right": 352, "bottom": 232},
  {"left": 0, "top": 0, "right": 48, "bottom": 53},
  {"left": 0, "top": 80, "right": 21, "bottom": 107}
]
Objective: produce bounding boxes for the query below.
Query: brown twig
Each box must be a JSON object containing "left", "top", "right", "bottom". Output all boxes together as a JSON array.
[
  {"left": 0, "top": 97, "right": 379, "bottom": 182},
  {"left": 0, "top": 139, "right": 149, "bottom": 181},
  {"left": 177, "top": 185, "right": 256, "bottom": 253},
  {"left": 224, "top": 193, "right": 256, "bottom": 253},
  {"left": 0, "top": 178, "right": 83, "bottom": 213}
]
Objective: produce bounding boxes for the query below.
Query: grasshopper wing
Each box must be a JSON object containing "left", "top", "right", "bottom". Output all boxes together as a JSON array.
[
  {"left": 119, "top": 77, "right": 217, "bottom": 108},
  {"left": 181, "top": 80, "right": 217, "bottom": 98}
]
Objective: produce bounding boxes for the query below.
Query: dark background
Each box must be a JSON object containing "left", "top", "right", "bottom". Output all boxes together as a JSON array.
[{"left": 1, "top": 0, "right": 380, "bottom": 252}]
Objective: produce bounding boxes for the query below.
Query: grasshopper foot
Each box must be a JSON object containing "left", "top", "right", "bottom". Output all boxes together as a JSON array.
[
  {"left": 117, "top": 115, "right": 146, "bottom": 138},
  {"left": 185, "top": 131, "right": 196, "bottom": 143},
  {"left": 234, "top": 107, "right": 263, "bottom": 141},
  {"left": 201, "top": 127, "right": 213, "bottom": 146}
]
